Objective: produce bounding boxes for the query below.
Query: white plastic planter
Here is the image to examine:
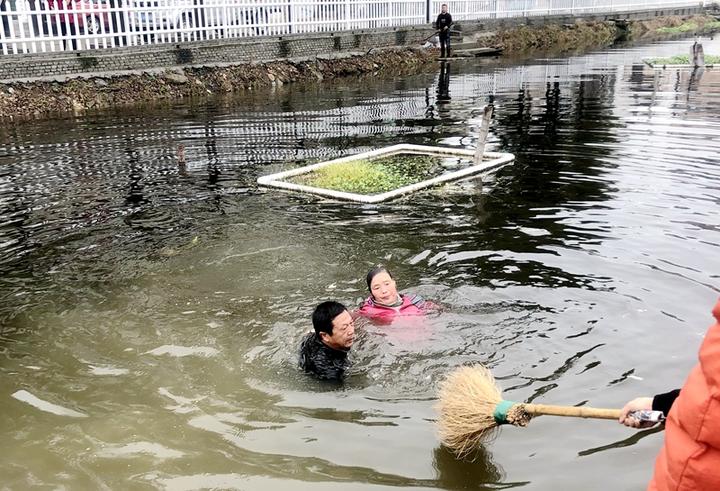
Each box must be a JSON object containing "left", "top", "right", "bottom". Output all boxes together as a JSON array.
[{"left": 257, "top": 144, "right": 515, "bottom": 203}]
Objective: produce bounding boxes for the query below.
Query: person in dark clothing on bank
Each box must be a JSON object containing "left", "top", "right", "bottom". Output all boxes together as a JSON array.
[
  {"left": 434, "top": 4, "right": 453, "bottom": 59},
  {"left": 299, "top": 301, "right": 355, "bottom": 381}
]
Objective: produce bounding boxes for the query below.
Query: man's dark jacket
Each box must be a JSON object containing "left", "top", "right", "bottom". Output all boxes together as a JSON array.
[
  {"left": 299, "top": 332, "right": 349, "bottom": 381},
  {"left": 435, "top": 12, "right": 453, "bottom": 38}
]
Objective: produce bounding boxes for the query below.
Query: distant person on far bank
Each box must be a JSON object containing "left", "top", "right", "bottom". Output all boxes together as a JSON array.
[
  {"left": 434, "top": 3, "right": 453, "bottom": 59},
  {"left": 299, "top": 301, "right": 355, "bottom": 381}
]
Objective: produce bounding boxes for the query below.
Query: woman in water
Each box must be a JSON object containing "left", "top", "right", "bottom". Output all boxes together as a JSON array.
[{"left": 356, "top": 265, "right": 434, "bottom": 321}]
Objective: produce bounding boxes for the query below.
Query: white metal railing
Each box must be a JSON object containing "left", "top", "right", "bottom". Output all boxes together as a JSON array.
[
  {"left": 431, "top": 0, "right": 704, "bottom": 19},
  {"left": 0, "top": 0, "right": 703, "bottom": 55}
]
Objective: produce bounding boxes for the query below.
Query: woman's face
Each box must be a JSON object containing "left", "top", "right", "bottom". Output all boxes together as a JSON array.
[{"left": 370, "top": 271, "right": 399, "bottom": 305}]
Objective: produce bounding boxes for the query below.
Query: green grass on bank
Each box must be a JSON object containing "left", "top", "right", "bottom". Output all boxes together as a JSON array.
[
  {"left": 656, "top": 20, "right": 720, "bottom": 34},
  {"left": 646, "top": 54, "right": 720, "bottom": 65}
]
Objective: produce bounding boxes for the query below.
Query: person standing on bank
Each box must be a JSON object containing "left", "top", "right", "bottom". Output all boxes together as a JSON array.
[
  {"left": 299, "top": 301, "right": 356, "bottom": 381},
  {"left": 435, "top": 4, "right": 453, "bottom": 59}
]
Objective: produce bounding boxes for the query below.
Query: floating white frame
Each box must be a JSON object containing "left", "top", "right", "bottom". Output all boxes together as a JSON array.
[
  {"left": 643, "top": 60, "right": 719, "bottom": 69},
  {"left": 257, "top": 144, "right": 515, "bottom": 203}
]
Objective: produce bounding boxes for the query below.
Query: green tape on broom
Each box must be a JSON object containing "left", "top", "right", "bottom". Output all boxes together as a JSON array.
[{"left": 493, "top": 400, "right": 516, "bottom": 424}]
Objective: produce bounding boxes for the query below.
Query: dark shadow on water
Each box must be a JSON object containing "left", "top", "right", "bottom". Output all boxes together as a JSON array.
[
  {"left": 578, "top": 426, "right": 664, "bottom": 457},
  {"left": 437, "top": 62, "right": 452, "bottom": 105},
  {"left": 432, "top": 445, "right": 530, "bottom": 489}
]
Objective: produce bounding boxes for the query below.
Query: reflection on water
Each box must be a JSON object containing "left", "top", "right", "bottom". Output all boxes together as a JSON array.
[
  {"left": 1, "top": 37, "right": 720, "bottom": 490},
  {"left": 432, "top": 445, "right": 526, "bottom": 490},
  {"left": 577, "top": 425, "right": 664, "bottom": 457}
]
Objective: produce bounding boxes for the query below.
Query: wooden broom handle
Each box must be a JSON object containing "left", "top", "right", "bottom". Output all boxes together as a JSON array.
[{"left": 524, "top": 403, "right": 621, "bottom": 420}]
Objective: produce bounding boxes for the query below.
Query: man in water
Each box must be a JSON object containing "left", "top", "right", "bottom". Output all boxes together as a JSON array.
[
  {"left": 299, "top": 301, "right": 355, "bottom": 381},
  {"left": 435, "top": 4, "right": 453, "bottom": 59}
]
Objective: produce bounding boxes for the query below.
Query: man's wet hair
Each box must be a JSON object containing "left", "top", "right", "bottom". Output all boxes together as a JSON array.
[
  {"left": 312, "top": 301, "right": 348, "bottom": 335},
  {"left": 366, "top": 265, "right": 393, "bottom": 290}
]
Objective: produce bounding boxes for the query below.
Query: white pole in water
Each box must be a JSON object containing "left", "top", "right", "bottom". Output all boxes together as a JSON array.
[{"left": 474, "top": 105, "right": 494, "bottom": 165}]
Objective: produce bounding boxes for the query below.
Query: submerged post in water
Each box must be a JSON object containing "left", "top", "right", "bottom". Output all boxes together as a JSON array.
[
  {"left": 691, "top": 41, "right": 705, "bottom": 68},
  {"left": 474, "top": 105, "right": 494, "bottom": 165}
]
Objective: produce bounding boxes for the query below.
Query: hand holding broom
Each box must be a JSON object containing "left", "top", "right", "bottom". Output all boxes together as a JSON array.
[{"left": 436, "top": 365, "right": 663, "bottom": 458}]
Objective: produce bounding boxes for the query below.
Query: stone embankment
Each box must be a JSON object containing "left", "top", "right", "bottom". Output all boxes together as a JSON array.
[
  {"left": 0, "top": 48, "right": 436, "bottom": 120},
  {"left": 478, "top": 14, "right": 719, "bottom": 52},
  {"left": 0, "top": 14, "right": 717, "bottom": 121}
]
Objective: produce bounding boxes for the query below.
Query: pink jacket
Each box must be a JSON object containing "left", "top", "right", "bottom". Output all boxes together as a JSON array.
[{"left": 355, "top": 294, "right": 433, "bottom": 323}]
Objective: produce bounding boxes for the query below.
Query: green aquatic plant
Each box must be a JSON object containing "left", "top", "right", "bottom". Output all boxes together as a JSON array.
[
  {"left": 646, "top": 54, "right": 720, "bottom": 65},
  {"left": 289, "top": 155, "right": 442, "bottom": 194},
  {"left": 387, "top": 154, "right": 440, "bottom": 178}
]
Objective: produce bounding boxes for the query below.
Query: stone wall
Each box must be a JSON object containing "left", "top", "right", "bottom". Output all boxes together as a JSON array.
[{"left": 0, "top": 5, "right": 706, "bottom": 82}]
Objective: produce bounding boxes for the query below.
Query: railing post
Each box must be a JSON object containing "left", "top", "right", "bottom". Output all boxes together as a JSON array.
[
  {"left": 345, "top": 0, "right": 349, "bottom": 30},
  {"left": 122, "top": 0, "right": 133, "bottom": 47},
  {"left": 288, "top": 0, "right": 293, "bottom": 34}
]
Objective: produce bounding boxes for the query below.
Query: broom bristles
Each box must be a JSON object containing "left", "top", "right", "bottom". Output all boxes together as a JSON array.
[{"left": 436, "top": 365, "right": 505, "bottom": 458}]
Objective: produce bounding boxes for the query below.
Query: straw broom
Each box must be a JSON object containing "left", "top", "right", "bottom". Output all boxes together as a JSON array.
[{"left": 436, "top": 365, "right": 622, "bottom": 458}]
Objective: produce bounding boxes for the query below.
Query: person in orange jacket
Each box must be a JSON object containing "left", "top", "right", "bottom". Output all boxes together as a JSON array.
[{"left": 619, "top": 298, "right": 720, "bottom": 490}]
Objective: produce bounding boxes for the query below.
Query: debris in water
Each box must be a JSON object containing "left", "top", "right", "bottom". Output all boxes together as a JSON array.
[{"left": 11, "top": 390, "right": 87, "bottom": 418}]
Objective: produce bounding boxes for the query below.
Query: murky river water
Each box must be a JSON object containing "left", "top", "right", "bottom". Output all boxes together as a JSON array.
[{"left": 2, "top": 36, "right": 720, "bottom": 490}]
